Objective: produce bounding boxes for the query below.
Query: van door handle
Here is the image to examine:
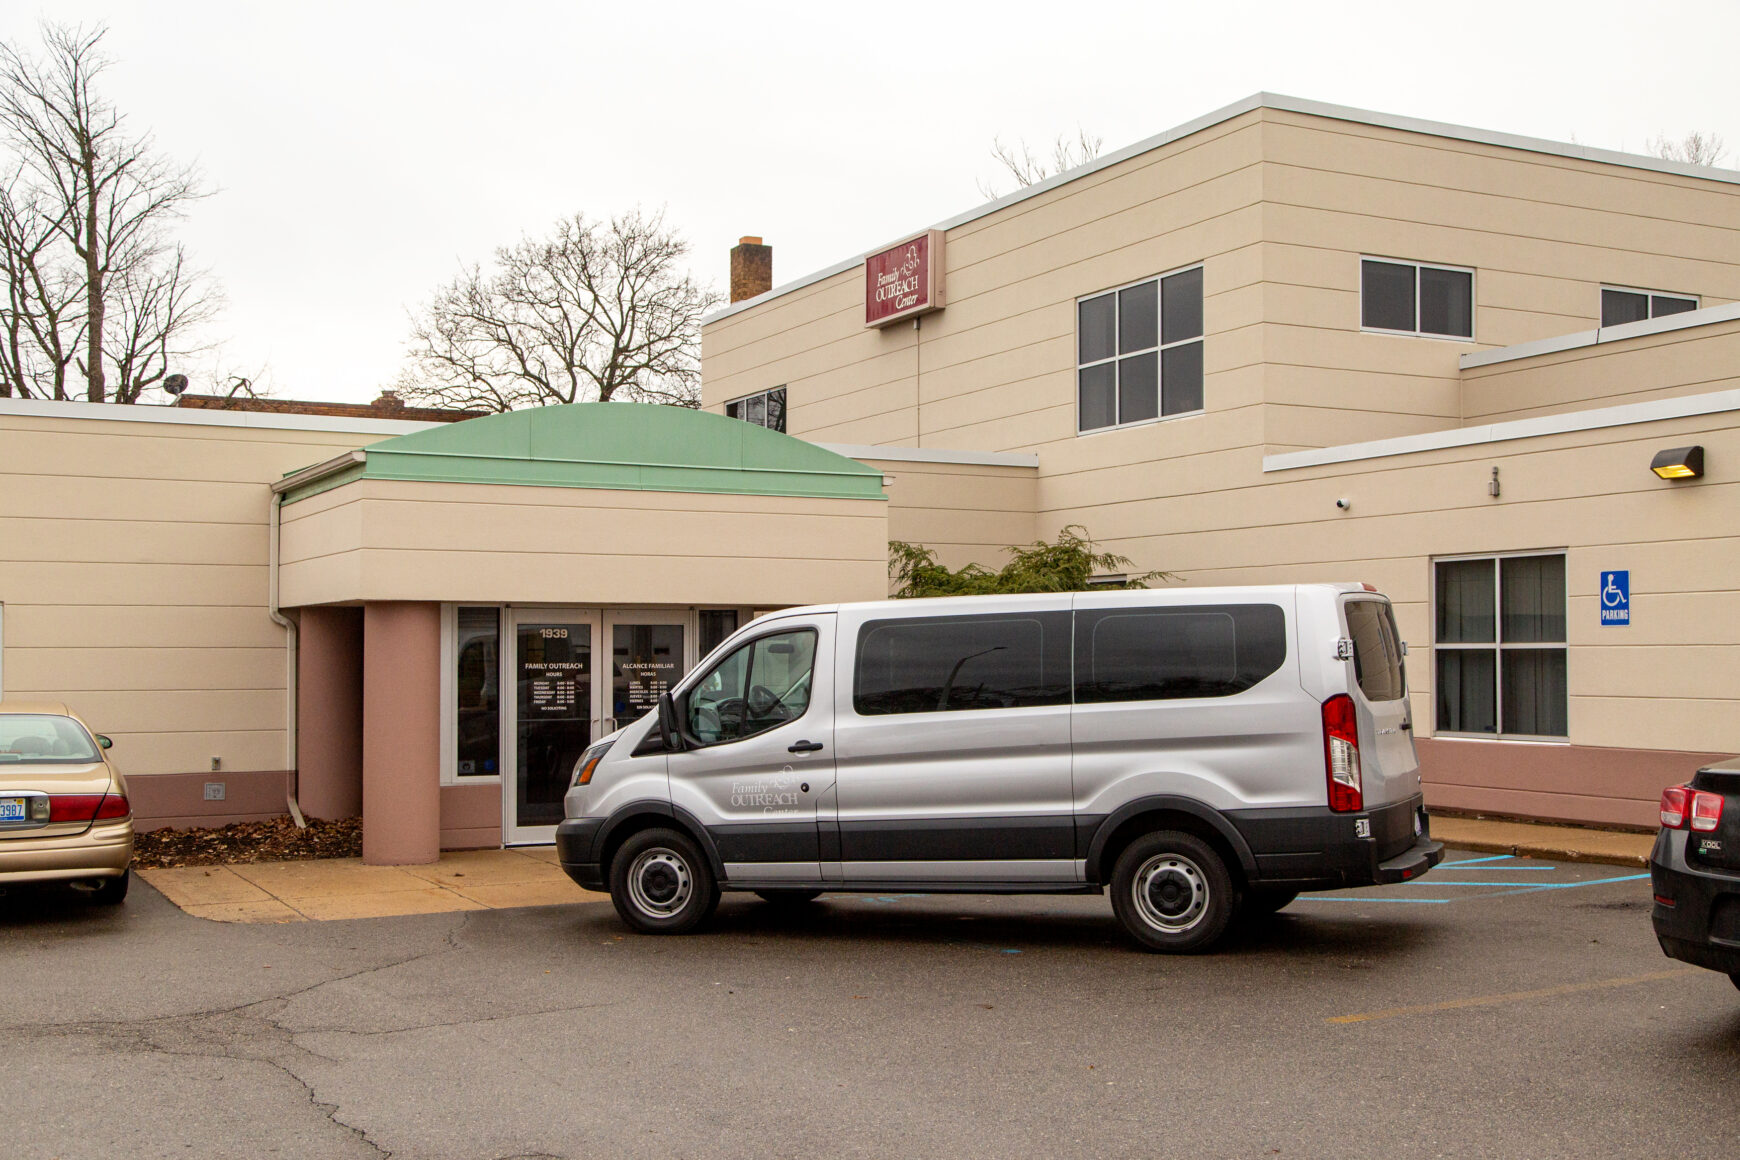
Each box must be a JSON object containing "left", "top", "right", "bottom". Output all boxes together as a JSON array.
[{"left": 788, "top": 740, "right": 824, "bottom": 753}]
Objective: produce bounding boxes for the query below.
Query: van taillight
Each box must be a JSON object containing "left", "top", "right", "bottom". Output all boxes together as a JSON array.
[
  {"left": 1322, "top": 694, "right": 1362, "bottom": 813},
  {"left": 1660, "top": 785, "right": 1689, "bottom": 828}
]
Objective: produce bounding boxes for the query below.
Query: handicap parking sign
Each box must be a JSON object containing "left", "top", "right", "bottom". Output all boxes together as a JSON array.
[{"left": 1600, "top": 570, "right": 1630, "bottom": 626}]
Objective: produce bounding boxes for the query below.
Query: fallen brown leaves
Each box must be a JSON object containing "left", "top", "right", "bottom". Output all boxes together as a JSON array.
[{"left": 133, "top": 816, "right": 362, "bottom": 869}]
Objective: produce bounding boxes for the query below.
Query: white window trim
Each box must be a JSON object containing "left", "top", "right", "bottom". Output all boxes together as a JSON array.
[
  {"left": 724, "top": 386, "right": 787, "bottom": 430},
  {"left": 1600, "top": 284, "right": 1699, "bottom": 321},
  {"left": 1430, "top": 550, "right": 1569, "bottom": 743},
  {"left": 1360, "top": 256, "right": 1477, "bottom": 342},
  {"left": 440, "top": 603, "right": 505, "bottom": 786},
  {"left": 1075, "top": 262, "right": 1206, "bottom": 435}
]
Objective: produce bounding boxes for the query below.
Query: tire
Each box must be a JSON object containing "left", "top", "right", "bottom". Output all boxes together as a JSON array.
[
  {"left": 89, "top": 869, "right": 130, "bottom": 906},
  {"left": 754, "top": 889, "right": 823, "bottom": 906},
  {"left": 1241, "top": 888, "right": 1299, "bottom": 918},
  {"left": 1109, "top": 831, "right": 1235, "bottom": 953},
  {"left": 608, "top": 828, "right": 718, "bottom": 935}
]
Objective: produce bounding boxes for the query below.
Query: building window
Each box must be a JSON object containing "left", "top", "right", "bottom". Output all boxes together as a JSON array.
[
  {"left": 697, "top": 610, "right": 739, "bottom": 661},
  {"left": 1601, "top": 286, "right": 1698, "bottom": 327},
  {"left": 447, "top": 606, "right": 501, "bottom": 780},
  {"left": 1361, "top": 258, "right": 1474, "bottom": 339},
  {"left": 1434, "top": 554, "right": 1567, "bottom": 739},
  {"left": 726, "top": 387, "right": 786, "bottom": 433},
  {"left": 1077, "top": 265, "right": 1203, "bottom": 433}
]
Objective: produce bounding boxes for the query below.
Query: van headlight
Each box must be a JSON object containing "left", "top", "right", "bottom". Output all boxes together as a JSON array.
[{"left": 572, "top": 740, "right": 614, "bottom": 788}]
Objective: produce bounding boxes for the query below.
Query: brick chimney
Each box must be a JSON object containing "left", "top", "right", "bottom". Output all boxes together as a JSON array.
[{"left": 730, "top": 236, "right": 772, "bottom": 303}]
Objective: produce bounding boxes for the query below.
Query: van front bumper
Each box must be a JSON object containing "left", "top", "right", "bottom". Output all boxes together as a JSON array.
[
  {"left": 1227, "top": 795, "right": 1442, "bottom": 890},
  {"left": 555, "top": 817, "right": 606, "bottom": 891}
]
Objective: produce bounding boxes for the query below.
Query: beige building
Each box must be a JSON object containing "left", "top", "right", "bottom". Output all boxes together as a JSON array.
[
  {"left": 1, "top": 94, "right": 1734, "bottom": 858},
  {"left": 703, "top": 93, "right": 1740, "bottom": 830}
]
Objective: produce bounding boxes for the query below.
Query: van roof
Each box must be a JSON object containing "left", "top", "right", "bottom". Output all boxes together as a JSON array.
[{"left": 760, "top": 583, "right": 1379, "bottom": 622}]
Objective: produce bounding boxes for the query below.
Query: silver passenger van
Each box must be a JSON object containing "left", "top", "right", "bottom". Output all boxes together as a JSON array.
[{"left": 557, "top": 585, "right": 1443, "bottom": 952}]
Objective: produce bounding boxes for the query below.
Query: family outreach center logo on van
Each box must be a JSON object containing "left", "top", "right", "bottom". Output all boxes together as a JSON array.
[{"left": 730, "top": 771, "right": 803, "bottom": 815}]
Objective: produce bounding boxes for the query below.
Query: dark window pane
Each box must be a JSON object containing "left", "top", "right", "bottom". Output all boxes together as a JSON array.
[
  {"left": 1502, "top": 649, "right": 1568, "bottom": 736},
  {"left": 612, "top": 623, "right": 684, "bottom": 727},
  {"left": 1602, "top": 289, "right": 1649, "bottom": 327},
  {"left": 689, "top": 629, "right": 816, "bottom": 743},
  {"left": 1075, "top": 605, "right": 1286, "bottom": 703},
  {"left": 1346, "top": 600, "right": 1406, "bottom": 702},
  {"left": 726, "top": 400, "right": 742, "bottom": 420},
  {"left": 698, "top": 610, "right": 738, "bottom": 660},
  {"left": 1500, "top": 555, "right": 1566, "bottom": 643},
  {"left": 743, "top": 394, "right": 765, "bottom": 426},
  {"left": 1118, "top": 352, "right": 1158, "bottom": 424},
  {"left": 1078, "top": 363, "right": 1116, "bottom": 431},
  {"left": 1436, "top": 559, "right": 1496, "bottom": 643},
  {"left": 1161, "top": 341, "right": 1203, "bottom": 414},
  {"left": 1118, "top": 280, "right": 1158, "bottom": 353},
  {"left": 1651, "top": 294, "right": 1697, "bottom": 318},
  {"left": 854, "top": 613, "right": 1071, "bottom": 715},
  {"left": 455, "top": 607, "right": 500, "bottom": 777},
  {"left": 764, "top": 387, "right": 786, "bottom": 433},
  {"left": 1162, "top": 266, "right": 1204, "bottom": 343},
  {"left": 1419, "top": 266, "right": 1473, "bottom": 337},
  {"left": 1362, "top": 260, "right": 1416, "bottom": 331},
  {"left": 1079, "top": 293, "right": 1116, "bottom": 364},
  {"left": 1436, "top": 649, "right": 1496, "bottom": 734}
]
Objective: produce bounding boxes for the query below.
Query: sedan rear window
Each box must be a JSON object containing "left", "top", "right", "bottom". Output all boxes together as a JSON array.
[{"left": 0, "top": 715, "right": 102, "bottom": 763}]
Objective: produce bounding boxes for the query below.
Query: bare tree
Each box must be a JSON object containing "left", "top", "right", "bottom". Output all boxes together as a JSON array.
[
  {"left": 0, "top": 23, "right": 215, "bottom": 402},
  {"left": 1647, "top": 131, "right": 1728, "bottom": 168},
  {"left": 398, "top": 208, "right": 721, "bottom": 411},
  {"left": 977, "top": 127, "right": 1105, "bottom": 199}
]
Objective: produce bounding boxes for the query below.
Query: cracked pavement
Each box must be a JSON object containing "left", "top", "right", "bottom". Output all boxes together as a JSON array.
[{"left": 4, "top": 856, "right": 1739, "bottom": 1159}]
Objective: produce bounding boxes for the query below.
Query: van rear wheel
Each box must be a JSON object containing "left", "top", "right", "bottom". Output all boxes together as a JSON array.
[
  {"left": 609, "top": 828, "right": 719, "bottom": 935},
  {"left": 1110, "top": 831, "right": 1234, "bottom": 953}
]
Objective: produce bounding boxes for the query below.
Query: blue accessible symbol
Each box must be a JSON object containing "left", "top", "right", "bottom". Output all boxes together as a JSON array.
[{"left": 1600, "top": 570, "right": 1630, "bottom": 626}]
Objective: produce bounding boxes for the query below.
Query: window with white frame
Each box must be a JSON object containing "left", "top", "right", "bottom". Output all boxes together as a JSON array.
[
  {"left": 1362, "top": 258, "right": 1474, "bottom": 339},
  {"left": 441, "top": 605, "right": 503, "bottom": 783},
  {"left": 1434, "top": 553, "right": 1567, "bottom": 738},
  {"left": 725, "top": 387, "right": 786, "bottom": 433},
  {"left": 1077, "top": 265, "right": 1203, "bottom": 433},
  {"left": 1601, "top": 286, "right": 1698, "bottom": 327}
]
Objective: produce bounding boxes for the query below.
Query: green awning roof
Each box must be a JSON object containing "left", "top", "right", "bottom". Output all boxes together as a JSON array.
[{"left": 280, "top": 403, "right": 886, "bottom": 504}]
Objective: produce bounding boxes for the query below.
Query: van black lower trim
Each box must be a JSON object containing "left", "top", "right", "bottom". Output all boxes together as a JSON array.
[
  {"left": 712, "top": 821, "right": 819, "bottom": 864},
  {"left": 725, "top": 880, "right": 1102, "bottom": 896},
  {"left": 838, "top": 815, "right": 1075, "bottom": 862},
  {"left": 1227, "top": 795, "right": 1441, "bottom": 888}
]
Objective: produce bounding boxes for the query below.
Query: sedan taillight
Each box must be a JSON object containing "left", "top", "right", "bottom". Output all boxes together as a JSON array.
[
  {"left": 47, "top": 793, "right": 130, "bottom": 823},
  {"left": 1660, "top": 784, "right": 1724, "bottom": 832},
  {"left": 1660, "top": 785, "right": 1690, "bottom": 829},
  {"left": 1690, "top": 791, "right": 1724, "bottom": 833}
]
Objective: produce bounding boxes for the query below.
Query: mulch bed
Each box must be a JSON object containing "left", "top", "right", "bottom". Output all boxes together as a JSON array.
[{"left": 132, "top": 816, "right": 362, "bottom": 869}]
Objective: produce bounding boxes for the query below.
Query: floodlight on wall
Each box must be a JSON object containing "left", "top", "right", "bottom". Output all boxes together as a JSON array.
[{"left": 1649, "top": 445, "right": 1705, "bottom": 480}]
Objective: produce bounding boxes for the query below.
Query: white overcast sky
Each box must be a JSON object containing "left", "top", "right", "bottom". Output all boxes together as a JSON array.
[{"left": 4, "top": 1, "right": 1738, "bottom": 403}]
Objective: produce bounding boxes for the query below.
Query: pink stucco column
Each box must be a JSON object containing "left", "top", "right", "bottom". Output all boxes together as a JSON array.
[
  {"left": 362, "top": 601, "right": 442, "bottom": 865},
  {"left": 297, "top": 606, "right": 363, "bottom": 821}
]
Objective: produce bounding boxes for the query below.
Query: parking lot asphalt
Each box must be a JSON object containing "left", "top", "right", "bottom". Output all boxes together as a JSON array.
[{"left": 4, "top": 849, "right": 1738, "bottom": 1160}]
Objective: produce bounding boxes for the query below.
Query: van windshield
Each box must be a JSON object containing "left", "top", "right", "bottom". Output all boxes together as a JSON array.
[
  {"left": 0, "top": 714, "right": 102, "bottom": 763},
  {"left": 1345, "top": 600, "right": 1407, "bottom": 702}
]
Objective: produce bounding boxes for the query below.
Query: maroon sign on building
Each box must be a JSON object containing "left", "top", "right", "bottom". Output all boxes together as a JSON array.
[{"left": 864, "top": 229, "right": 945, "bottom": 328}]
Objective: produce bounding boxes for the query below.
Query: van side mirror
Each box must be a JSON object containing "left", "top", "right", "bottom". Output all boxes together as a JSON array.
[
  {"left": 657, "top": 692, "right": 686, "bottom": 752},
  {"left": 96, "top": 735, "right": 113, "bottom": 750}
]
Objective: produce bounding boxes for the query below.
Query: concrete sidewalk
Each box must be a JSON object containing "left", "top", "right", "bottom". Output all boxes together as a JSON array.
[{"left": 139, "top": 847, "right": 611, "bottom": 923}]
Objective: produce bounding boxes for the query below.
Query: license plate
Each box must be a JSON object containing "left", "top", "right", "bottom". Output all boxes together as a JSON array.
[{"left": 0, "top": 797, "right": 26, "bottom": 821}]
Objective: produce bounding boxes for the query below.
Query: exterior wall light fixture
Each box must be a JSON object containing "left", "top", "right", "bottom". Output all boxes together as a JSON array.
[{"left": 1650, "top": 445, "right": 1705, "bottom": 480}]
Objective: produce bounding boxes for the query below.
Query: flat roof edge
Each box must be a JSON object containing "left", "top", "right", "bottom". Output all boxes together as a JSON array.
[
  {"left": 0, "top": 395, "right": 442, "bottom": 437},
  {"left": 703, "top": 92, "right": 1740, "bottom": 326},
  {"left": 1263, "top": 388, "right": 1740, "bottom": 472},
  {"left": 1461, "top": 302, "right": 1740, "bottom": 369},
  {"left": 816, "top": 442, "right": 1040, "bottom": 468}
]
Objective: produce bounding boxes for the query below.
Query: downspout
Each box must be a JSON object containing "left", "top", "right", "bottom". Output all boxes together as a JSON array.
[{"left": 269, "top": 490, "right": 306, "bottom": 828}]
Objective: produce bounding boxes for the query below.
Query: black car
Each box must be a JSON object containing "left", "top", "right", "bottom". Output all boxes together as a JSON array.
[{"left": 1650, "top": 758, "right": 1740, "bottom": 990}]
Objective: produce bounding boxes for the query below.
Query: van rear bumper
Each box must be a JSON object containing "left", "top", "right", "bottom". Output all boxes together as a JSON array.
[{"left": 1226, "top": 795, "right": 1442, "bottom": 890}]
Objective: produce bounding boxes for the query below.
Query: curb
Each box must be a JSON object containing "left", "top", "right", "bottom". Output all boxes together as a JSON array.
[{"left": 1441, "top": 837, "right": 1649, "bottom": 869}]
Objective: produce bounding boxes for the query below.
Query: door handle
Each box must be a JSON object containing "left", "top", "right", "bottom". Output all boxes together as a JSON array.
[{"left": 788, "top": 740, "right": 824, "bottom": 753}]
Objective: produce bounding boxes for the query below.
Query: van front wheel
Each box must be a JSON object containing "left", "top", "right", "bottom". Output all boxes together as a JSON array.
[
  {"left": 1110, "top": 831, "right": 1234, "bottom": 953},
  {"left": 609, "top": 828, "right": 719, "bottom": 935}
]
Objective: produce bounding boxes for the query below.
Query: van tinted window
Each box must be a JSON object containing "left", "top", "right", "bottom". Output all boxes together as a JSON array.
[
  {"left": 1345, "top": 599, "right": 1406, "bottom": 702},
  {"left": 854, "top": 612, "right": 1071, "bottom": 715},
  {"left": 1075, "top": 604, "right": 1286, "bottom": 703}
]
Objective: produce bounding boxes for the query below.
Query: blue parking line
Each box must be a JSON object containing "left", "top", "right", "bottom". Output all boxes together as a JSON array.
[
  {"left": 1441, "top": 854, "right": 1517, "bottom": 866},
  {"left": 1487, "top": 873, "right": 1650, "bottom": 897},
  {"left": 1295, "top": 896, "right": 1451, "bottom": 904},
  {"left": 1404, "top": 880, "right": 1571, "bottom": 887},
  {"left": 1428, "top": 865, "right": 1556, "bottom": 873}
]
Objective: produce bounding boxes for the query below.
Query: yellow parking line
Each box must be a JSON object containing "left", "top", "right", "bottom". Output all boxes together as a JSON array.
[{"left": 1328, "top": 968, "right": 1701, "bottom": 1024}]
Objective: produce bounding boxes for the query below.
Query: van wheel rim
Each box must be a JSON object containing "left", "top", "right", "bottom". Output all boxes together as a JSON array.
[
  {"left": 627, "top": 849, "right": 692, "bottom": 917},
  {"left": 1132, "top": 854, "right": 1208, "bottom": 933}
]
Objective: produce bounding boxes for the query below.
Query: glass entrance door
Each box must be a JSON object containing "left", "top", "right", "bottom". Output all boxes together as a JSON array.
[
  {"left": 503, "top": 609, "right": 601, "bottom": 845},
  {"left": 604, "top": 610, "right": 691, "bottom": 736}
]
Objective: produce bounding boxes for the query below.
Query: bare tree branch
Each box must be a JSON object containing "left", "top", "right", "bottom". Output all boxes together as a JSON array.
[
  {"left": 398, "top": 207, "right": 721, "bottom": 412},
  {"left": 0, "top": 21, "right": 214, "bottom": 403},
  {"left": 1647, "top": 131, "right": 1728, "bottom": 168},
  {"left": 977, "top": 126, "right": 1104, "bottom": 200}
]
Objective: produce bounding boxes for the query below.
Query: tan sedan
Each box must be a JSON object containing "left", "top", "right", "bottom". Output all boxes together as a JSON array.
[{"left": 0, "top": 701, "right": 134, "bottom": 903}]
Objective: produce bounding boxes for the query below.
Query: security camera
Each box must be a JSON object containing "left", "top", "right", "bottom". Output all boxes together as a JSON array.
[
  {"left": 1335, "top": 498, "right": 1351, "bottom": 510},
  {"left": 164, "top": 373, "right": 189, "bottom": 396}
]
